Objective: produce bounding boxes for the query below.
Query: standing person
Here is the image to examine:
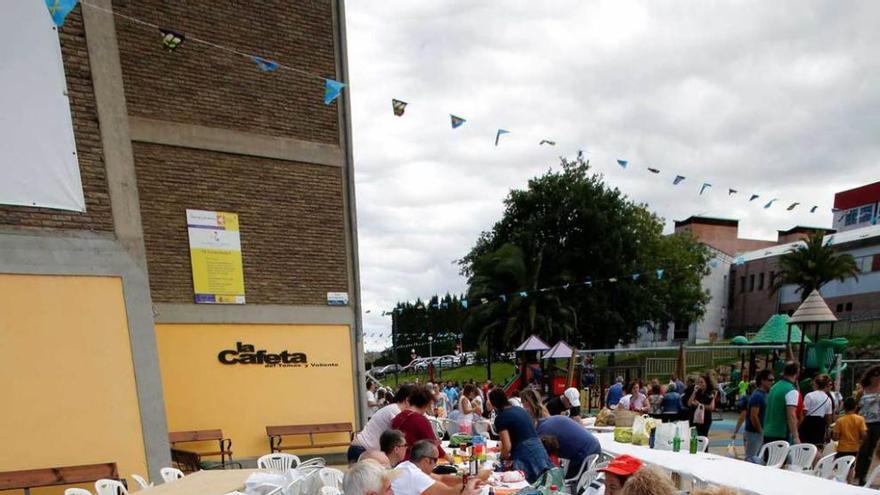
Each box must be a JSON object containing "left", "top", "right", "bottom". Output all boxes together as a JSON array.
[
  {"left": 349, "top": 384, "right": 414, "bottom": 462},
  {"left": 546, "top": 387, "right": 581, "bottom": 417},
  {"left": 618, "top": 381, "right": 649, "bottom": 413},
  {"left": 834, "top": 397, "right": 867, "bottom": 460},
  {"left": 855, "top": 365, "right": 880, "bottom": 485},
  {"left": 457, "top": 384, "right": 481, "bottom": 433},
  {"left": 443, "top": 381, "right": 459, "bottom": 411},
  {"left": 660, "top": 381, "right": 682, "bottom": 419},
  {"left": 799, "top": 374, "right": 834, "bottom": 452},
  {"left": 763, "top": 361, "right": 802, "bottom": 446},
  {"left": 391, "top": 385, "right": 448, "bottom": 462},
  {"left": 743, "top": 370, "right": 773, "bottom": 461},
  {"left": 366, "top": 381, "right": 379, "bottom": 419},
  {"left": 520, "top": 389, "right": 601, "bottom": 479},
  {"left": 686, "top": 374, "right": 717, "bottom": 437},
  {"left": 647, "top": 382, "right": 663, "bottom": 415},
  {"left": 671, "top": 374, "right": 685, "bottom": 394},
  {"left": 489, "top": 388, "right": 553, "bottom": 483},
  {"left": 606, "top": 376, "right": 624, "bottom": 408},
  {"left": 731, "top": 383, "right": 753, "bottom": 440}
]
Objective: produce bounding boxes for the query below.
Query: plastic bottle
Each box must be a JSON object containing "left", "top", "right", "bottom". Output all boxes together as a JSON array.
[
  {"left": 689, "top": 427, "right": 698, "bottom": 454},
  {"left": 672, "top": 427, "right": 681, "bottom": 453}
]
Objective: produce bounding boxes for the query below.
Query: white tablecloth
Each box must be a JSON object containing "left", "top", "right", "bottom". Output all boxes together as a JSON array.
[{"left": 595, "top": 432, "right": 874, "bottom": 495}]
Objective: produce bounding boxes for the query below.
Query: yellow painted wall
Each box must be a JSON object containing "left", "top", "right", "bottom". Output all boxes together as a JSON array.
[
  {"left": 156, "top": 323, "right": 356, "bottom": 459},
  {"left": 0, "top": 274, "right": 148, "bottom": 492}
]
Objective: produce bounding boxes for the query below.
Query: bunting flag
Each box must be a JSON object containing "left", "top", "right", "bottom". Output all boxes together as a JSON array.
[
  {"left": 518, "top": 291, "right": 528, "bottom": 297},
  {"left": 617, "top": 160, "right": 628, "bottom": 169},
  {"left": 673, "top": 175, "right": 686, "bottom": 185},
  {"left": 251, "top": 56, "right": 279, "bottom": 72},
  {"left": 709, "top": 259, "right": 720, "bottom": 268},
  {"left": 735, "top": 256, "right": 745, "bottom": 266},
  {"left": 632, "top": 273, "right": 640, "bottom": 281},
  {"left": 647, "top": 168, "right": 660, "bottom": 174},
  {"left": 763, "top": 198, "right": 778, "bottom": 209},
  {"left": 539, "top": 139, "right": 556, "bottom": 146},
  {"left": 480, "top": 298, "right": 489, "bottom": 304},
  {"left": 585, "top": 277, "right": 592, "bottom": 288},
  {"left": 729, "top": 189, "right": 738, "bottom": 195},
  {"left": 749, "top": 194, "right": 760, "bottom": 202},
  {"left": 499, "top": 295, "right": 507, "bottom": 302},
  {"left": 495, "top": 129, "right": 510, "bottom": 146},
  {"left": 786, "top": 202, "right": 800, "bottom": 211},
  {"left": 810, "top": 205, "right": 818, "bottom": 213},
  {"left": 656, "top": 269, "right": 664, "bottom": 280},
  {"left": 450, "top": 115, "right": 466, "bottom": 129},
  {"left": 160, "top": 28, "right": 185, "bottom": 51},
  {"left": 700, "top": 183, "right": 712, "bottom": 195},
  {"left": 392, "top": 99, "right": 408, "bottom": 116},
  {"left": 461, "top": 300, "right": 468, "bottom": 309},
  {"left": 323, "top": 79, "right": 346, "bottom": 105},
  {"left": 608, "top": 277, "right": 618, "bottom": 283},
  {"left": 45, "top": 0, "right": 79, "bottom": 27}
]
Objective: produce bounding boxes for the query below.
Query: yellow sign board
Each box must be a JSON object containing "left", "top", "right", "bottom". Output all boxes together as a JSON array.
[{"left": 187, "top": 209, "right": 245, "bottom": 304}]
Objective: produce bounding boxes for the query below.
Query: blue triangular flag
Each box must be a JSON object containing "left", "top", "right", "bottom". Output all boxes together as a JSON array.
[
  {"left": 323, "top": 79, "right": 346, "bottom": 105},
  {"left": 749, "top": 194, "right": 760, "bottom": 202},
  {"left": 709, "top": 259, "right": 720, "bottom": 268},
  {"left": 735, "top": 256, "right": 745, "bottom": 266},
  {"left": 786, "top": 202, "right": 800, "bottom": 211},
  {"left": 499, "top": 294, "right": 507, "bottom": 302},
  {"left": 585, "top": 276, "right": 592, "bottom": 288},
  {"left": 632, "top": 273, "right": 640, "bottom": 281},
  {"left": 617, "top": 159, "right": 628, "bottom": 169},
  {"left": 608, "top": 278, "right": 618, "bottom": 283},
  {"left": 729, "top": 188, "right": 738, "bottom": 195},
  {"left": 810, "top": 205, "right": 818, "bottom": 213},
  {"left": 495, "top": 129, "right": 510, "bottom": 146},
  {"left": 518, "top": 291, "right": 528, "bottom": 297},
  {"left": 252, "top": 56, "right": 279, "bottom": 72},
  {"left": 647, "top": 167, "right": 660, "bottom": 174},
  {"left": 480, "top": 298, "right": 489, "bottom": 304},
  {"left": 45, "top": 0, "right": 79, "bottom": 27},
  {"left": 763, "top": 198, "right": 778, "bottom": 209},
  {"left": 450, "top": 115, "right": 466, "bottom": 128},
  {"left": 673, "top": 175, "right": 686, "bottom": 185},
  {"left": 461, "top": 300, "right": 469, "bottom": 309},
  {"left": 700, "top": 183, "right": 712, "bottom": 195},
  {"left": 656, "top": 269, "right": 664, "bottom": 280}
]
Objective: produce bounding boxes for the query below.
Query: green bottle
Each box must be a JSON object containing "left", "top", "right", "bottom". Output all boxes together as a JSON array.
[
  {"left": 672, "top": 428, "right": 681, "bottom": 452},
  {"left": 689, "top": 428, "right": 698, "bottom": 454}
]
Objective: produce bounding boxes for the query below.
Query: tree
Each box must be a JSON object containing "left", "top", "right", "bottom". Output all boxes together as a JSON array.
[
  {"left": 459, "top": 155, "right": 710, "bottom": 348},
  {"left": 771, "top": 231, "right": 860, "bottom": 300}
]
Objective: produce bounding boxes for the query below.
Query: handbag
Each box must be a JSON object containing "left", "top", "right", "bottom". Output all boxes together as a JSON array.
[{"left": 693, "top": 403, "right": 705, "bottom": 425}]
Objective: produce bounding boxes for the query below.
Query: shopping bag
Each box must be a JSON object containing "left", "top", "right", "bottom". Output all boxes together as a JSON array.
[
  {"left": 631, "top": 415, "right": 650, "bottom": 445},
  {"left": 693, "top": 403, "right": 705, "bottom": 425},
  {"left": 654, "top": 422, "right": 677, "bottom": 451},
  {"left": 726, "top": 441, "right": 738, "bottom": 458}
]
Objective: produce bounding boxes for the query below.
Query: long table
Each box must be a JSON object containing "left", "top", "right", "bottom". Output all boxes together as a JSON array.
[
  {"left": 595, "top": 432, "right": 874, "bottom": 495},
  {"left": 143, "top": 469, "right": 258, "bottom": 495}
]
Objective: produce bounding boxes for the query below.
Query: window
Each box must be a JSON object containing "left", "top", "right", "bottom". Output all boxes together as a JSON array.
[
  {"left": 749, "top": 274, "right": 755, "bottom": 292},
  {"left": 874, "top": 255, "right": 880, "bottom": 272},
  {"left": 856, "top": 256, "right": 876, "bottom": 273},
  {"left": 844, "top": 208, "right": 859, "bottom": 226},
  {"left": 758, "top": 273, "right": 765, "bottom": 290},
  {"left": 740, "top": 276, "right": 746, "bottom": 294},
  {"left": 846, "top": 302, "right": 853, "bottom": 311},
  {"left": 858, "top": 205, "right": 876, "bottom": 223},
  {"left": 836, "top": 303, "right": 843, "bottom": 313},
  {"left": 770, "top": 270, "right": 776, "bottom": 286}
]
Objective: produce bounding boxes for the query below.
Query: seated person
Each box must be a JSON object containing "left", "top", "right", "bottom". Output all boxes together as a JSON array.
[
  {"left": 597, "top": 455, "right": 643, "bottom": 495},
  {"left": 344, "top": 460, "right": 395, "bottom": 495},
  {"left": 381, "top": 429, "right": 408, "bottom": 467},
  {"left": 391, "top": 440, "right": 482, "bottom": 495},
  {"left": 359, "top": 450, "right": 391, "bottom": 469}
]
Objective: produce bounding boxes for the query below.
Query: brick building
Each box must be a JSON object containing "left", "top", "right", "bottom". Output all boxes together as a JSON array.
[{"left": 1, "top": 0, "right": 361, "bottom": 483}]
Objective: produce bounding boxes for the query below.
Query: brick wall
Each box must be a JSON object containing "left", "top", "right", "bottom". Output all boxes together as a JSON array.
[
  {"left": 0, "top": 7, "right": 113, "bottom": 232},
  {"left": 133, "top": 143, "right": 349, "bottom": 304},
  {"left": 728, "top": 257, "right": 782, "bottom": 333},
  {"left": 112, "top": 0, "right": 340, "bottom": 144}
]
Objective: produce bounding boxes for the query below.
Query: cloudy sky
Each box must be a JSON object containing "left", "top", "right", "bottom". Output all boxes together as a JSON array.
[{"left": 345, "top": 1, "right": 880, "bottom": 351}]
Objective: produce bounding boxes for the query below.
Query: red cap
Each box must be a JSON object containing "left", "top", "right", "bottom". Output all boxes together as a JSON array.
[{"left": 598, "top": 455, "right": 643, "bottom": 477}]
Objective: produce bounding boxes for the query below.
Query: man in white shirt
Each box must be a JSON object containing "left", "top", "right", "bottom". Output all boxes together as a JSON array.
[
  {"left": 367, "top": 381, "right": 379, "bottom": 418},
  {"left": 349, "top": 384, "right": 414, "bottom": 463},
  {"left": 345, "top": 460, "right": 395, "bottom": 495},
  {"left": 391, "top": 440, "right": 482, "bottom": 495}
]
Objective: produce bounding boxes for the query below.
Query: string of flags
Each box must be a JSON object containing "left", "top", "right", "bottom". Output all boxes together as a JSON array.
[{"left": 57, "top": 1, "right": 836, "bottom": 218}]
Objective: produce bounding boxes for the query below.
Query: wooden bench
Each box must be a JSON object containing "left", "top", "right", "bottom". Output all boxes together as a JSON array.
[
  {"left": 266, "top": 423, "right": 353, "bottom": 453},
  {"left": 169, "top": 429, "right": 236, "bottom": 472},
  {"left": 0, "top": 462, "right": 121, "bottom": 494}
]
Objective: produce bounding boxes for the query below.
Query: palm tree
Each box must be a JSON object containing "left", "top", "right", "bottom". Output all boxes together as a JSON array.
[{"left": 771, "top": 231, "right": 860, "bottom": 300}]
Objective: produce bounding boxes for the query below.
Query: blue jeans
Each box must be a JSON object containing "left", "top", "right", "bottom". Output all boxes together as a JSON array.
[{"left": 744, "top": 431, "right": 763, "bottom": 461}]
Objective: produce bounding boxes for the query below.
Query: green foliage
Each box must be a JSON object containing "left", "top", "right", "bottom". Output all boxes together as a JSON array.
[
  {"left": 379, "top": 362, "right": 517, "bottom": 386},
  {"left": 387, "top": 294, "right": 470, "bottom": 364},
  {"left": 459, "top": 155, "right": 711, "bottom": 348},
  {"left": 771, "top": 231, "right": 860, "bottom": 300}
]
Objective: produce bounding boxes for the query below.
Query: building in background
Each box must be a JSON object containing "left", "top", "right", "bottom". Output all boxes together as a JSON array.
[
  {"left": 833, "top": 181, "right": 880, "bottom": 233},
  {"left": 0, "top": 0, "right": 361, "bottom": 483}
]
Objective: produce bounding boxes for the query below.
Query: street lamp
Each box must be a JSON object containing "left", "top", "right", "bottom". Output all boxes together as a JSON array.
[{"left": 428, "top": 335, "right": 434, "bottom": 359}]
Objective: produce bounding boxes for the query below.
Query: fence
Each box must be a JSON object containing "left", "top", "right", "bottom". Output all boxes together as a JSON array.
[{"left": 643, "top": 348, "right": 741, "bottom": 378}]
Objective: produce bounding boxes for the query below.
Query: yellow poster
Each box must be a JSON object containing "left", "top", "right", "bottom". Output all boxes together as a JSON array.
[{"left": 186, "top": 209, "right": 245, "bottom": 304}]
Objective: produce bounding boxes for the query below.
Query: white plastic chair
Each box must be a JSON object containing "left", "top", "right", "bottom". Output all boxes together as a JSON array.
[
  {"left": 784, "top": 443, "right": 817, "bottom": 472},
  {"left": 564, "top": 453, "right": 597, "bottom": 492},
  {"left": 321, "top": 486, "right": 342, "bottom": 495},
  {"left": 258, "top": 453, "right": 300, "bottom": 471},
  {"left": 319, "top": 467, "right": 344, "bottom": 489},
  {"left": 95, "top": 479, "right": 129, "bottom": 495},
  {"left": 472, "top": 419, "right": 491, "bottom": 437},
  {"left": 813, "top": 453, "right": 836, "bottom": 478},
  {"left": 757, "top": 440, "right": 789, "bottom": 468},
  {"left": 131, "top": 474, "right": 152, "bottom": 490},
  {"left": 697, "top": 436, "right": 709, "bottom": 453},
  {"left": 159, "top": 467, "right": 184, "bottom": 483},
  {"left": 865, "top": 463, "right": 880, "bottom": 488},
  {"left": 577, "top": 461, "right": 608, "bottom": 495},
  {"left": 64, "top": 489, "right": 93, "bottom": 495},
  {"left": 299, "top": 457, "right": 325, "bottom": 468},
  {"left": 830, "top": 455, "right": 856, "bottom": 483},
  {"left": 441, "top": 418, "right": 460, "bottom": 436}
]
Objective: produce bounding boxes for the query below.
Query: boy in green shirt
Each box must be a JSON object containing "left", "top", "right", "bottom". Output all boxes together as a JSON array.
[{"left": 763, "top": 361, "right": 801, "bottom": 445}]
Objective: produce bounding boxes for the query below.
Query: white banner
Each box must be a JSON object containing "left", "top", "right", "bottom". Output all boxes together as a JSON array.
[{"left": 0, "top": 0, "right": 85, "bottom": 212}]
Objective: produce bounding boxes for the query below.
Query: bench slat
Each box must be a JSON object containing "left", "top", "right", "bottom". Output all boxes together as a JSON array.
[
  {"left": 0, "top": 463, "right": 119, "bottom": 490},
  {"left": 266, "top": 423, "right": 353, "bottom": 436},
  {"left": 169, "top": 429, "right": 225, "bottom": 443}
]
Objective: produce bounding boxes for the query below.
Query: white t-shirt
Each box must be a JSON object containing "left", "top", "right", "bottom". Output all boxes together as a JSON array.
[
  {"left": 354, "top": 403, "right": 400, "bottom": 450},
  {"left": 367, "top": 390, "right": 379, "bottom": 417},
  {"left": 804, "top": 390, "right": 833, "bottom": 417},
  {"left": 617, "top": 394, "right": 632, "bottom": 410},
  {"left": 391, "top": 461, "right": 436, "bottom": 495},
  {"left": 785, "top": 389, "right": 800, "bottom": 407}
]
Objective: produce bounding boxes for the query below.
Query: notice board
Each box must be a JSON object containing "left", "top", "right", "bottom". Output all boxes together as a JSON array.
[{"left": 186, "top": 209, "right": 245, "bottom": 304}]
